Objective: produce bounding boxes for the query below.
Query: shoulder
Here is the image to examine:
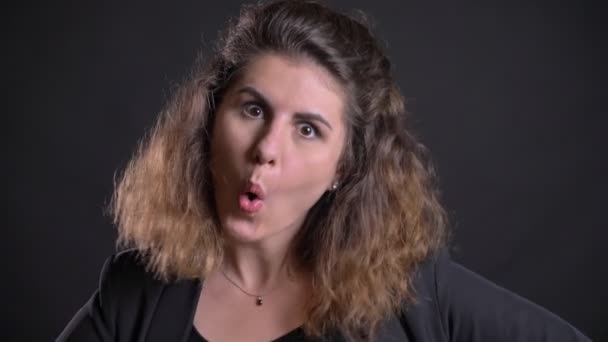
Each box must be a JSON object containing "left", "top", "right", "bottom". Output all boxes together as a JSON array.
[
  {"left": 100, "top": 249, "right": 202, "bottom": 340},
  {"left": 56, "top": 249, "right": 168, "bottom": 341},
  {"left": 100, "top": 249, "right": 162, "bottom": 293},
  {"left": 96, "top": 249, "right": 165, "bottom": 319},
  {"left": 405, "top": 249, "right": 591, "bottom": 342}
]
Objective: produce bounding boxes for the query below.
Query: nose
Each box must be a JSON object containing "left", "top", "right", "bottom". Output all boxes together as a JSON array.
[{"left": 252, "top": 120, "right": 283, "bottom": 166}]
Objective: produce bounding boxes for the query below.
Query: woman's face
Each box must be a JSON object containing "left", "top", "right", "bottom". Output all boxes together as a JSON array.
[{"left": 210, "top": 53, "right": 346, "bottom": 244}]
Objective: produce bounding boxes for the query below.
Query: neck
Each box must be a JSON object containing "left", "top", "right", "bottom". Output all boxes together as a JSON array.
[{"left": 221, "top": 235, "right": 300, "bottom": 293}]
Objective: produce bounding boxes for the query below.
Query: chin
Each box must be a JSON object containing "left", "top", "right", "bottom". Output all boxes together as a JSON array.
[{"left": 222, "top": 216, "right": 266, "bottom": 243}]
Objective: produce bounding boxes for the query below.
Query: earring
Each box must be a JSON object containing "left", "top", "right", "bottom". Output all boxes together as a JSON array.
[{"left": 331, "top": 182, "right": 339, "bottom": 190}]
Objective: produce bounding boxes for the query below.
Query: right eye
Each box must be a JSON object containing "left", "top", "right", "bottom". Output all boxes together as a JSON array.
[{"left": 242, "top": 103, "right": 264, "bottom": 118}]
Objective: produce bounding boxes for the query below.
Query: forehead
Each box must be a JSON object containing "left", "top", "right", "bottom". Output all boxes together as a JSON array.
[{"left": 229, "top": 53, "right": 346, "bottom": 119}]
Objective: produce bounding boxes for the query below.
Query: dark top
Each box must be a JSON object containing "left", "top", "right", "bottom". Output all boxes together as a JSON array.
[
  {"left": 188, "top": 323, "right": 306, "bottom": 342},
  {"left": 56, "top": 249, "right": 591, "bottom": 342},
  {"left": 189, "top": 326, "right": 205, "bottom": 342}
]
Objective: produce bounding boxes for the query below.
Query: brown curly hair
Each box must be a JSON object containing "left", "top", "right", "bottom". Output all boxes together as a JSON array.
[{"left": 112, "top": 0, "right": 448, "bottom": 340}]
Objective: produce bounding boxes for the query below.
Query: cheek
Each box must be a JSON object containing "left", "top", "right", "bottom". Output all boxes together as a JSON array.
[
  {"left": 210, "top": 119, "right": 240, "bottom": 188},
  {"left": 284, "top": 153, "right": 337, "bottom": 195},
  {"left": 210, "top": 113, "right": 248, "bottom": 165},
  {"left": 278, "top": 169, "right": 331, "bottom": 221}
]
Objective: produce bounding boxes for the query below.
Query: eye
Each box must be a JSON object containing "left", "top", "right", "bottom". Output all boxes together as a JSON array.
[
  {"left": 297, "top": 123, "right": 319, "bottom": 138},
  {"left": 242, "top": 103, "right": 264, "bottom": 118}
]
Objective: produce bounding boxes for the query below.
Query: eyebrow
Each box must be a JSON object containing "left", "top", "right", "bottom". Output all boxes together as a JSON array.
[{"left": 236, "top": 86, "right": 334, "bottom": 131}]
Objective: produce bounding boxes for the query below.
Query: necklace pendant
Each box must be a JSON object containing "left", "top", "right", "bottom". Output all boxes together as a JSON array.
[{"left": 255, "top": 296, "right": 263, "bottom": 306}]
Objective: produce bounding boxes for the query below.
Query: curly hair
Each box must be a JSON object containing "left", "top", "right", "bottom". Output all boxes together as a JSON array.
[{"left": 112, "top": 0, "right": 448, "bottom": 340}]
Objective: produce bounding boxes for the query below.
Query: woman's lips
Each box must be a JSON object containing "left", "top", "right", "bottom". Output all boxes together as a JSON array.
[
  {"left": 245, "top": 181, "right": 266, "bottom": 200},
  {"left": 239, "top": 193, "right": 264, "bottom": 214},
  {"left": 238, "top": 181, "right": 266, "bottom": 214}
]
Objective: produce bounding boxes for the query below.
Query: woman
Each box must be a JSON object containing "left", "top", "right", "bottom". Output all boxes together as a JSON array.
[{"left": 57, "top": 1, "right": 591, "bottom": 341}]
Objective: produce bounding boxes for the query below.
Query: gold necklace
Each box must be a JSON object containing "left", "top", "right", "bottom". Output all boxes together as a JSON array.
[{"left": 220, "top": 269, "right": 280, "bottom": 306}]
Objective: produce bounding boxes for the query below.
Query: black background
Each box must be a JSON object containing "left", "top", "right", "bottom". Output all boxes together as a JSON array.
[{"left": 5, "top": 1, "right": 606, "bottom": 341}]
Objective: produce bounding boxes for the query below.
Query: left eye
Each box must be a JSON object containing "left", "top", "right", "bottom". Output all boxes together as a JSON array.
[
  {"left": 242, "top": 103, "right": 264, "bottom": 118},
  {"left": 297, "top": 123, "right": 318, "bottom": 138}
]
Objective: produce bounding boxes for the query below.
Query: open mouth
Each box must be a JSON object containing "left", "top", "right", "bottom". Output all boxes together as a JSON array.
[
  {"left": 239, "top": 190, "right": 264, "bottom": 214},
  {"left": 246, "top": 191, "right": 258, "bottom": 201},
  {"left": 238, "top": 181, "right": 266, "bottom": 214}
]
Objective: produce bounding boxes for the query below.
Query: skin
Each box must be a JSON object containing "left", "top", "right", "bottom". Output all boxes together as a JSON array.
[{"left": 194, "top": 53, "right": 347, "bottom": 341}]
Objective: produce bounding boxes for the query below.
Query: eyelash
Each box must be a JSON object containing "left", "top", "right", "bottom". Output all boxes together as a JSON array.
[
  {"left": 240, "top": 101, "right": 322, "bottom": 139},
  {"left": 242, "top": 102, "right": 264, "bottom": 119},
  {"left": 296, "top": 122, "right": 321, "bottom": 139}
]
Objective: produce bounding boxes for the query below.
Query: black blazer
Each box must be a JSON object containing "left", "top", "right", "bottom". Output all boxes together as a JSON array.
[{"left": 57, "top": 249, "right": 591, "bottom": 342}]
